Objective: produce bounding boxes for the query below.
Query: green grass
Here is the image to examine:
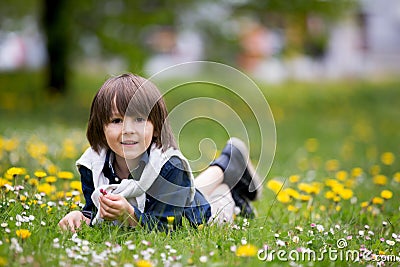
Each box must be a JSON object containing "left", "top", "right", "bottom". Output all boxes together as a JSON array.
[{"left": 0, "top": 71, "right": 399, "bottom": 266}]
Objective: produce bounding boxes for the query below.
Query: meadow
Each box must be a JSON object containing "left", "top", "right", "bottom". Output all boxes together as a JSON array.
[{"left": 0, "top": 71, "right": 399, "bottom": 266}]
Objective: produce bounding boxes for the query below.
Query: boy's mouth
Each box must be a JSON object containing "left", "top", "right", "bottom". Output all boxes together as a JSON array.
[{"left": 121, "top": 141, "right": 138, "bottom": 145}]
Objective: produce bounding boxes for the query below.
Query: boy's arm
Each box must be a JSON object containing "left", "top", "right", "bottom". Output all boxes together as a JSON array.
[{"left": 78, "top": 166, "right": 96, "bottom": 221}]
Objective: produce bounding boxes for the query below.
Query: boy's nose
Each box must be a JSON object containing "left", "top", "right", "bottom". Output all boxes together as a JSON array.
[{"left": 122, "top": 118, "right": 136, "bottom": 134}]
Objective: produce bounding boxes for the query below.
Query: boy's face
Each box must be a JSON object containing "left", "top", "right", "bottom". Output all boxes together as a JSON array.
[{"left": 104, "top": 109, "right": 154, "bottom": 164}]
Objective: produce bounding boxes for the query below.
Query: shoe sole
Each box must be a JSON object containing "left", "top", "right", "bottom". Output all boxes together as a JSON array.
[{"left": 228, "top": 137, "right": 263, "bottom": 200}]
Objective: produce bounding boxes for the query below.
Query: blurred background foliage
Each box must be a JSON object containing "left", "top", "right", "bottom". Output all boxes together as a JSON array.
[{"left": 0, "top": 0, "right": 356, "bottom": 94}]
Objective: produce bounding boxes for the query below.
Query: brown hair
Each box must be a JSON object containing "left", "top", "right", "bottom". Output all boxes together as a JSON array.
[{"left": 87, "top": 73, "right": 177, "bottom": 153}]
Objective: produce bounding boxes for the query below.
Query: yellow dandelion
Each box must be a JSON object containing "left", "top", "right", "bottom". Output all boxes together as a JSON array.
[
  {"left": 287, "top": 205, "right": 299, "bottom": 212},
  {"left": 372, "top": 197, "right": 384, "bottom": 205},
  {"left": 325, "top": 159, "right": 340, "bottom": 172},
  {"left": 297, "top": 182, "right": 321, "bottom": 194},
  {"left": 333, "top": 196, "right": 341, "bottom": 202},
  {"left": 393, "top": 172, "right": 400, "bottom": 183},
  {"left": 135, "top": 259, "right": 153, "bottom": 267},
  {"left": 305, "top": 138, "right": 319, "bottom": 152},
  {"left": 331, "top": 183, "right": 345, "bottom": 195},
  {"left": 26, "top": 140, "right": 48, "bottom": 159},
  {"left": 284, "top": 188, "right": 300, "bottom": 199},
  {"left": 4, "top": 138, "right": 19, "bottom": 151},
  {"left": 27, "top": 200, "right": 37, "bottom": 206},
  {"left": 47, "top": 164, "right": 58, "bottom": 175},
  {"left": 73, "top": 195, "right": 81, "bottom": 203},
  {"left": 310, "top": 182, "right": 322, "bottom": 194},
  {"left": 5, "top": 167, "right": 27, "bottom": 179},
  {"left": 373, "top": 175, "right": 387, "bottom": 185},
  {"left": 167, "top": 216, "right": 175, "bottom": 224},
  {"left": 0, "top": 178, "right": 11, "bottom": 187},
  {"left": 37, "top": 183, "right": 55, "bottom": 195},
  {"left": 58, "top": 171, "right": 74, "bottom": 180},
  {"left": 335, "top": 171, "right": 348, "bottom": 181},
  {"left": 298, "top": 183, "right": 314, "bottom": 194},
  {"left": 34, "top": 171, "right": 47, "bottom": 179},
  {"left": 16, "top": 229, "right": 31, "bottom": 239},
  {"left": 19, "top": 195, "right": 27, "bottom": 202},
  {"left": 380, "top": 190, "right": 393, "bottom": 200},
  {"left": 236, "top": 244, "right": 258, "bottom": 257},
  {"left": 319, "top": 205, "right": 326, "bottom": 211},
  {"left": 289, "top": 175, "right": 300, "bottom": 183},
  {"left": 361, "top": 201, "right": 369, "bottom": 208},
  {"left": 381, "top": 152, "right": 395, "bottom": 166},
  {"left": 325, "top": 178, "right": 340, "bottom": 188},
  {"left": 335, "top": 205, "right": 341, "bottom": 212},
  {"left": 339, "top": 188, "right": 353, "bottom": 200},
  {"left": 299, "top": 194, "right": 311, "bottom": 201},
  {"left": 277, "top": 191, "right": 291, "bottom": 203},
  {"left": 61, "top": 139, "right": 78, "bottom": 159},
  {"left": 69, "top": 181, "right": 82, "bottom": 192},
  {"left": 324, "top": 190, "right": 336, "bottom": 200},
  {"left": 56, "top": 191, "right": 65, "bottom": 199},
  {"left": 45, "top": 176, "right": 57, "bottom": 184},
  {"left": 351, "top": 167, "right": 363, "bottom": 178},
  {"left": 28, "top": 178, "right": 39, "bottom": 187},
  {"left": 267, "top": 179, "right": 283, "bottom": 194}
]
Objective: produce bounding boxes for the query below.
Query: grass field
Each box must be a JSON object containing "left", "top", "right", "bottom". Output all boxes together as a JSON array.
[{"left": 0, "top": 71, "right": 399, "bottom": 266}]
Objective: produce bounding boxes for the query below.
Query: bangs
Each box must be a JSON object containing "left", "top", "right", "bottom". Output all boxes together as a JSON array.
[{"left": 112, "top": 77, "right": 157, "bottom": 120}]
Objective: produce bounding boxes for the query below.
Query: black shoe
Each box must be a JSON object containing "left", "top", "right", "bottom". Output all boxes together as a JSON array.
[
  {"left": 221, "top": 138, "right": 262, "bottom": 201},
  {"left": 231, "top": 190, "right": 256, "bottom": 219}
]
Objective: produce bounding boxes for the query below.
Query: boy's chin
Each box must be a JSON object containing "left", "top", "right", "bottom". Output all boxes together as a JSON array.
[{"left": 123, "top": 152, "right": 144, "bottom": 160}]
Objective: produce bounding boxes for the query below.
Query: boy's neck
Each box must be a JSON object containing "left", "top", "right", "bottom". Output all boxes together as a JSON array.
[{"left": 113, "top": 154, "right": 140, "bottom": 179}]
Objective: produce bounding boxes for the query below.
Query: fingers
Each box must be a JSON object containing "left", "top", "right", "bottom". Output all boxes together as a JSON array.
[
  {"left": 59, "top": 217, "right": 79, "bottom": 232},
  {"left": 99, "top": 195, "right": 121, "bottom": 219},
  {"left": 58, "top": 211, "right": 88, "bottom": 232},
  {"left": 99, "top": 195, "right": 129, "bottom": 220}
]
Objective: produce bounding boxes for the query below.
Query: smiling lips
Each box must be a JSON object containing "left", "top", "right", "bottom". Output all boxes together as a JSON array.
[{"left": 121, "top": 141, "right": 138, "bottom": 145}]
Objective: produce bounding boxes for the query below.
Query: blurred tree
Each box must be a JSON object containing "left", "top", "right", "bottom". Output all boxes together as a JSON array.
[
  {"left": 70, "top": 0, "right": 188, "bottom": 73},
  {"left": 42, "top": 0, "right": 71, "bottom": 94}
]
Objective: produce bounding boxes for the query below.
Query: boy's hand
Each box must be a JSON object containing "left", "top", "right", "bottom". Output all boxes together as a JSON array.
[
  {"left": 58, "top": 210, "right": 90, "bottom": 232},
  {"left": 99, "top": 194, "right": 137, "bottom": 226}
]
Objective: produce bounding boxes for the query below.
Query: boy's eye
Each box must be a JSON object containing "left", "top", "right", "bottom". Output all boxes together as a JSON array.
[
  {"left": 135, "top": 117, "right": 146, "bottom": 122},
  {"left": 110, "top": 118, "right": 123, "bottom": 124}
]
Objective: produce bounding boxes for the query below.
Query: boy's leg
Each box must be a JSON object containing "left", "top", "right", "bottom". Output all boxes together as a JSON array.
[
  {"left": 211, "top": 137, "right": 262, "bottom": 200},
  {"left": 194, "top": 137, "right": 261, "bottom": 219},
  {"left": 194, "top": 165, "right": 224, "bottom": 197},
  {"left": 206, "top": 183, "right": 235, "bottom": 225}
]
